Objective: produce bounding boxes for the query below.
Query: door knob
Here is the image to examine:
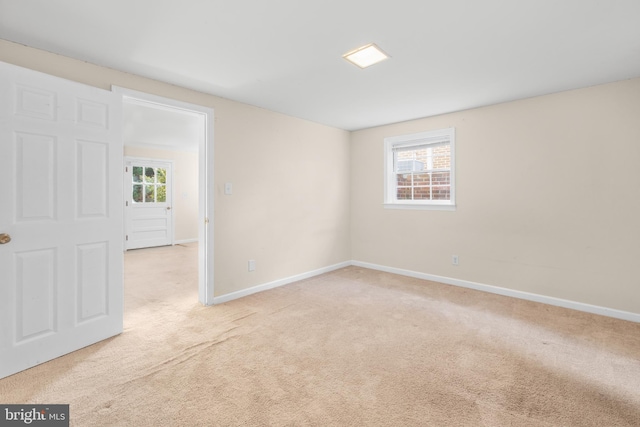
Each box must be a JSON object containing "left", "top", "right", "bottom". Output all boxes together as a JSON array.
[
  {"left": 166, "top": 207, "right": 172, "bottom": 210},
  {"left": 0, "top": 233, "right": 11, "bottom": 244}
]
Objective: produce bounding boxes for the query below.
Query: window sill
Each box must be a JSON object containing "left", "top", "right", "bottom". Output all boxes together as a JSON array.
[{"left": 383, "top": 202, "right": 456, "bottom": 211}]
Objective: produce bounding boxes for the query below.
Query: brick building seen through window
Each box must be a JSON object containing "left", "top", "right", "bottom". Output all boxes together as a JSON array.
[{"left": 395, "top": 144, "right": 451, "bottom": 201}]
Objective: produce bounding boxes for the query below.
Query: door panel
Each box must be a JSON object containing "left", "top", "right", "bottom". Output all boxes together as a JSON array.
[
  {"left": 78, "top": 140, "right": 109, "bottom": 217},
  {"left": 0, "top": 61, "right": 123, "bottom": 379},
  {"left": 16, "top": 132, "right": 56, "bottom": 220},
  {"left": 15, "top": 249, "right": 56, "bottom": 342}
]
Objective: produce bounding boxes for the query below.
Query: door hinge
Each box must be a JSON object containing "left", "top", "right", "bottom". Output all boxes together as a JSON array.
[
  {"left": 125, "top": 200, "right": 129, "bottom": 207},
  {"left": 125, "top": 235, "right": 128, "bottom": 241},
  {"left": 125, "top": 166, "right": 128, "bottom": 172}
]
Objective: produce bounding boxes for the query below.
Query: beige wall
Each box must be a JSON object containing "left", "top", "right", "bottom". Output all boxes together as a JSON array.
[
  {"left": 351, "top": 77, "right": 640, "bottom": 314},
  {"left": 3, "top": 39, "right": 639, "bottom": 315},
  {"left": 0, "top": 40, "right": 351, "bottom": 298},
  {"left": 124, "top": 146, "right": 199, "bottom": 243}
]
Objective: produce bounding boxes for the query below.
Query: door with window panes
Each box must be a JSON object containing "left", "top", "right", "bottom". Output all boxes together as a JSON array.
[{"left": 124, "top": 158, "right": 173, "bottom": 249}]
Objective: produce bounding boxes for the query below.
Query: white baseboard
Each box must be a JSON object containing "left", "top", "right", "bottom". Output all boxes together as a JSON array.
[
  {"left": 212, "top": 261, "right": 352, "bottom": 305},
  {"left": 174, "top": 238, "right": 198, "bottom": 245},
  {"left": 210, "top": 259, "right": 640, "bottom": 323},
  {"left": 352, "top": 261, "right": 640, "bottom": 323}
]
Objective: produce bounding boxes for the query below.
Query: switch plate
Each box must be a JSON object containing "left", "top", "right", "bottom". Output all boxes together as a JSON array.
[
  {"left": 224, "top": 182, "right": 233, "bottom": 195},
  {"left": 248, "top": 259, "right": 256, "bottom": 272}
]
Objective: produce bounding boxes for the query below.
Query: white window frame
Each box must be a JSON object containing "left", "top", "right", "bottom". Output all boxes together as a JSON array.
[{"left": 384, "top": 127, "right": 456, "bottom": 210}]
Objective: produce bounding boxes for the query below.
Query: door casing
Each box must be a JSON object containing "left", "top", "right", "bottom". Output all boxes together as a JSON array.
[{"left": 113, "top": 86, "right": 215, "bottom": 305}]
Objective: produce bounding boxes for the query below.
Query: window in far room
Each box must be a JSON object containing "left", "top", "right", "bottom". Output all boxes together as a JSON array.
[
  {"left": 132, "top": 165, "right": 167, "bottom": 203},
  {"left": 384, "top": 128, "right": 455, "bottom": 210}
]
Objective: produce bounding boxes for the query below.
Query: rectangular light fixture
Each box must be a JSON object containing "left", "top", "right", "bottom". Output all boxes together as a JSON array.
[{"left": 342, "top": 43, "right": 389, "bottom": 69}]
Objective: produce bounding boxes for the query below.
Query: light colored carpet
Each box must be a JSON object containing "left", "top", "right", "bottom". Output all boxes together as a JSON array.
[{"left": 1, "top": 243, "right": 639, "bottom": 426}]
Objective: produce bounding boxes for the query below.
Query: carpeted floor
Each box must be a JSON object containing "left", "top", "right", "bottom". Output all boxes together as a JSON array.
[{"left": 1, "top": 243, "right": 639, "bottom": 426}]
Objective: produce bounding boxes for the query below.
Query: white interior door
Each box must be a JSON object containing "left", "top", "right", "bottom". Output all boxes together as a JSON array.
[
  {"left": 0, "top": 61, "right": 123, "bottom": 379},
  {"left": 124, "top": 158, "right": 173, "bottom": 250}
]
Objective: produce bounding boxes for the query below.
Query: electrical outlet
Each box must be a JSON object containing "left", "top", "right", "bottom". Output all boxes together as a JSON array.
[
  {"left": 452, "top": 255, "right": 459, "bottom": 266},
  {"left": 224, "top": 182, "right": 233, "bottom": 195},
  {"left": 248, "top": 259, "right": 256, "bottom": 272}
]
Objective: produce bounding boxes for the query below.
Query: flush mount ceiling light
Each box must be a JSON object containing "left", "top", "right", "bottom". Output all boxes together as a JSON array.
[{"left": 342, "top": 43, "right": 389, "bottom": 68}]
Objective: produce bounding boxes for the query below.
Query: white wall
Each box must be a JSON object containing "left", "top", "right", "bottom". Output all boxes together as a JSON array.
[
  {"left": 351, "top": 77, "right": 640, "bottom": 315},
  {"left": 124, "top": 146, "right": 199, "bottom": 243},
  {"left": 0, "top": 40, "right": 351, "bottom": 299}
]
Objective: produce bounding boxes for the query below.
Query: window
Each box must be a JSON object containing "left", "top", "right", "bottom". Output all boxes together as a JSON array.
[
  {"left": 384, "top": 128, "right": 455, "bottom": 210},
  {"left": 132, "top": 166, "right": 167, "bottom": 203}
]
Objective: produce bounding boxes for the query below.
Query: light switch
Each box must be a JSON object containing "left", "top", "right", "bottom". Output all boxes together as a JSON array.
[{"left": 224, "top": 182, "right": 232, "bottom": 195}]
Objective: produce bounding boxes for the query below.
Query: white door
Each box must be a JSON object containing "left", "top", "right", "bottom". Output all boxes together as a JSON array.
[
  {"left": 0, "top": 61, "right": 123, "bottom": 379},
  {"left": 124, "top": 158, "right": 173, "bottom": 250}
]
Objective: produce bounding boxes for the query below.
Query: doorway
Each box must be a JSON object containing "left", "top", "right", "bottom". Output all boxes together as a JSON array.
[{"left": 114, "top": 86, "right": 214, "bottom": 305}]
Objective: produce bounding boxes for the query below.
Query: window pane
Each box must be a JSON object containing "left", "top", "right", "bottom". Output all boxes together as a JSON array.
[
  {"left": 132, "top": 184, "right": 143, "bottom": 203},
  {"left": 145, "top": 185, "right": 155, "bottom": 202},
  {"left": 432, "top": 145, "right": 451, "bottom": 169},
  {"left": 432, "top": 186, "right": 450, "bottom": 200},
  {"left": 431, "top": 172, "right": 450, "bottom": 186},
  {"left": 396, "top": 173, "right": 411, "bottom": 187},
  {"left": 413, "top": 187, "right": 431, "bottom": 200},
  {"left": 133, "top": 166, "right": 143, "bottom": 183},
  {"left": 413, "top": 173, "right": 431, "bottom": 186},
  {"left": 397, "top": 188, "right": 413, "bottom": 200},
  {"left": 144, "top": 167, "right": 155, "bottom": 183},
  {"left": 157, "top": 185, "right": 166, "bottom": 202},
  {"left": 157, "top": 168, "right": 166, "bottom": 184}
]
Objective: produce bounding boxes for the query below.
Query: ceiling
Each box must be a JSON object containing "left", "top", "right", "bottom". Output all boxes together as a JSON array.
[{"left": 1, "top": 0, "right": 639, "bottom": 131}]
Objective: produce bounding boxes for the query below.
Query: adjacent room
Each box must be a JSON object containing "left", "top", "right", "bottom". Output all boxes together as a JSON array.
[{"left": 0, "top": 1, "right": 639, "bottom": 425}]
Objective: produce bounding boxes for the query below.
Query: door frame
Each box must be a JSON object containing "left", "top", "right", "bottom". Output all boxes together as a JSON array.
[
  {"left": 124, "top": 156, "right": 175, "bottom": 250},
  {"left": 113, "top": 86, "right": 215, "bottom": 306}
]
